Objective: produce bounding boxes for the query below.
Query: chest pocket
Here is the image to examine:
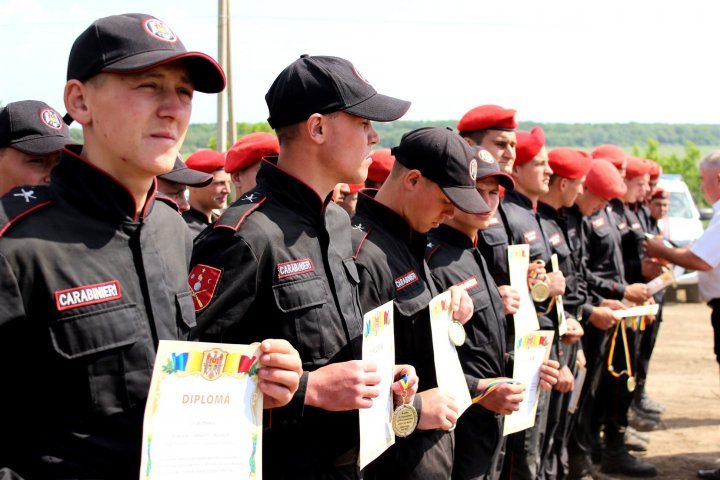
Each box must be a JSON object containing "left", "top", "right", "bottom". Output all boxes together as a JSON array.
[
  {"left": 591, "top": 220, "right": 610, "bottom": 239},
  {"left": 273, "top": 276, "right": 328, "bottom": 360},
  {"left": 552, "top": 236, "right": 572, "bottom": 261},
  {"left": 467, "top": 283, "right": 496, "bottom": 348},
  {"left": 49, "top": 303, "right": 149, "bottom": 415}
]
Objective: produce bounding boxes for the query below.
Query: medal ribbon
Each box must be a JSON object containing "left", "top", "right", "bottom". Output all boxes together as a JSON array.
[
  {"left": 606, "top": 319, "right": 633, "bottom": 380},
  {"left": 399, "top": 373, "right": 410, "bottom": 392},
  {"left": 472, "top": 378, "right": 520, "bottom": 404}
]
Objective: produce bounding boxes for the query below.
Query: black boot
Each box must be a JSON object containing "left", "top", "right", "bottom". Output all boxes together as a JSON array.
[{"left": 601, "top": 447, "right": 657, "bottom": 477}]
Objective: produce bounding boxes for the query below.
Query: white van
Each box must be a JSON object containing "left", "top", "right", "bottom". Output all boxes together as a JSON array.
[{"left": 656, "top": 174, "right": 705, "bottom": 302}]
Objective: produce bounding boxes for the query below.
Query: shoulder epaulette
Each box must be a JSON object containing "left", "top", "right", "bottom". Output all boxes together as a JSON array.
[
  {"left": 214, "top": 191, "right": 267, "bottom": 231},
  {"left": 0, "top": 185, "right": 52, "bottom": 237}
]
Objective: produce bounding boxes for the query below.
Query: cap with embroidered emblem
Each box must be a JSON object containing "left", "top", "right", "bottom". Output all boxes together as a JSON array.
[
  {"left": 391, "top": 127, "right": 490, "bottom": 214},
  {"left": 0, "top": 100, "right": 73, "bottom": 155},
  {"left": 67, "top": 13, "right": 225, "bottom": 94},
  {"left": 265, "top": 55, "right": 411, "bottom": 129},
  {"left": 473, "top": 146, "right": 515, "bottom": 190}
]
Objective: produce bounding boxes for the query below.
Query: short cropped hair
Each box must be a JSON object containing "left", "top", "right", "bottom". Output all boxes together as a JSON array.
[{"left": 699, "top": 151, "right": 720, "bottom": 171}]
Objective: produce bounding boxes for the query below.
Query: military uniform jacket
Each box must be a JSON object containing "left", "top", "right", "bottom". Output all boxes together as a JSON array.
[
  {"left": 617, "top": 201, "right": 647, "bottom": 284},
  {"left": 583, "top": 205, "right": 627, "bottom": 302},
  {"left": 182, "top": 206, "right": 212, "bottom": 237},
  {"left": 0, "top": 146, "right": 195, "bottom": 479},
  {"left": 351, "top": 191, "right": 439, "bottom": 391},
  {"left": 189, "top": 158, "right": 364, "bottom": 473},
  {"left": 538, "top": 202, "right": 591, "bottom": 321}
]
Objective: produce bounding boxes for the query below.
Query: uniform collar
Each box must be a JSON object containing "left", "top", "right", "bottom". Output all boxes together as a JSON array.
[
  {"left": 537, "top": 200, "right": 564, "bottom": 220},
  {"left": 183, "top": 207, "right": 210, "bottom": 224},
  {"left": 430, "top": 223, "right": 475, "bottom": 249},
  {"left": 256, "top": 156, "right": 332, "bottom": 220},
  {"left": 52, "top": 145, "right": 156, "bottom": 223},
  {"left": 503, "top": 188, "right": 535, "bottom": 211},
  {"left": 355, "top": 190, "right": 415, "bottom": 241}
]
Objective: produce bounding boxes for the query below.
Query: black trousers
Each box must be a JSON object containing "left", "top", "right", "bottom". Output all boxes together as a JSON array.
[{"left": 710, "top": 299, "right": 720, "bottom": 363}]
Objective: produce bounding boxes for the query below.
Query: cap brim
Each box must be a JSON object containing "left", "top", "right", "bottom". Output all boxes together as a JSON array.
[
  {"left": 442, "top": 185, "right": 490, "bottom": 214},
  {"left": 158, "top": 167, "right": 213, "bottom": 187},
  {"left": 477, "top": 171, "right": 515, "bottom": 190},
  {"left": 102, "top": 51, "right": 226, "bottom": 94},
  {"left": 343, "top": 93, "right": 411, "bottom": 122},
  {"left": 10, "top": 136, "right": 75, "bottom": 155}
]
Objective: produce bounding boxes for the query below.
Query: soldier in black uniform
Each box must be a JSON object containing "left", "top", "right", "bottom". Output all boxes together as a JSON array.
[
  {"left": 481, "top": 127, "right": 563, "bottom": 480},
  {"left": 598, "top": 157, "right": 659, "bottom": 477},
  {"left": 426, "top": 147, "right": 526, "bottom": 480},
  {"left": 156, "top": 155, "right": 213, "bottom": 213},
  {"left": 352, "top": 127, "right": 484, "bottom": 479},
  {"left": 190, "top": 55, "right": 415, "bottom": 480},
  {"left": 536, "top": 147, "right": 593, "bottom": 479},
  {"left": 0, "top": 100, "right": 72, "bottom": 195},
  {"left": 182, "top": 148, "right": 229, "bottom": 237},
  {"left": 457, "top": 104, "right": 518, "bottom": 174},
  {"left": 0, "top": 13, "right": 301, "bottom": 479}
]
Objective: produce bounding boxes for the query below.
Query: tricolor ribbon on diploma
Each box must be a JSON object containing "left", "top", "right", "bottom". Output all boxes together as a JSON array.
[{"left": 170, "top": 351, "right": 256, "bottom": 373}]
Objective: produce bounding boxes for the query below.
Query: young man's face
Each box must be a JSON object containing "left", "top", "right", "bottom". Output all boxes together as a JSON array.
[
  {"left": 156, "top": 177, "right": 190, "bottom": 212},
  {"left": 322, "top": 112, "right": 379, "bottom": 185},
  {"left": 407, "top": 175, "right": 456, "bottom": 233},
  {"left": 82, "top": 62, "right": 193, "bottom": 180},
  {"left": 189, "top": 169, "right": 231, "bottom": 212},
  {"left": 649, "top": 198, "right": 669, "bottom": 221},
  {"left": 624, "top": 174, "right": 650, "bottom": 203},
  {"left": 475, "top": 176, "right": 501, "bottom": 229},
  {"left": 560, "top": 177, "right": 585, "bottom": 208},
  {"left": 479, "top": 130, "right": 516, "bottom": 174},
  {"left": 575, "top": 189, "right": 608, "bottom": 216},
  {"left": 513, "top": 147, "right": 552, "bottom": 197},
  {"left": 0, "top": 148, "right": 59, "bottom": 196}
]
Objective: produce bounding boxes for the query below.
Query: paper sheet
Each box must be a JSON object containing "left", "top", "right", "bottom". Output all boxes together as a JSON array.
[{"left": 508, "top": 244, "right": 540, "bottom": 336}]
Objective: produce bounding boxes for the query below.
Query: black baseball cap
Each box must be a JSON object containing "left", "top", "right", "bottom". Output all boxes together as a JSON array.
[
  {"left": 265, "top": 55, "right": 411, "bottom": 129},
  {"left": 0, "top": 100, "right": 73, "bottom": 155},
  {"left": 67, "top": 13, "right": 225, "bottom": 94},
  {"left": 392, "top": 127, "right": 491, "bottom": 214},
  {"left": 473, "top": 146, "right": 515, "bottom": 190},
  {"left": 158, "top": 156, "right": 213, "bottom": 187}
]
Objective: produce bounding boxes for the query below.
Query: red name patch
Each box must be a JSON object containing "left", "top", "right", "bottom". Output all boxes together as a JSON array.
[
  {"left": 55, "top": 280, "right": 122, "bottom": 312},
  {"left": 549, "top": 233, "right": 562, "bottom": 246},
  {"left": 394, "top": 270, "right": 419, "bottom": 291},
  {"left": 488, "top": 216, "right": 500, "bottom": 226},
  {"left": 523, "top": 230, "right": 538, "bottom": 243},
  {"left": 277, "top": 258, "right": 315, "bottom": 279},
  {"left": 455, "top": 276, "right": 478, "bottom": 291},
  {"left": 189, "top": 264, "right": 222, "bottom": 312},
  {"left": 592, "top": 217, "right": 605, "bottom": 228}
]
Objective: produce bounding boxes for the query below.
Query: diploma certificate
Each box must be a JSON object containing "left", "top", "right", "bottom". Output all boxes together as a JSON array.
[{"left": 140, "top": 340, "right": 263, "bottom": 480}]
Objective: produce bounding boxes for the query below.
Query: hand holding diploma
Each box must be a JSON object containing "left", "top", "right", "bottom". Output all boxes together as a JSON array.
[{"left": 257, "top": 339, "right": 303, "bottom": 409}]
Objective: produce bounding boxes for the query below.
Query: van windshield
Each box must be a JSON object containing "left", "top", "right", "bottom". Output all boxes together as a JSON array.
[{"left": 668, "top": 191, "right": 694, "bottom": 219}]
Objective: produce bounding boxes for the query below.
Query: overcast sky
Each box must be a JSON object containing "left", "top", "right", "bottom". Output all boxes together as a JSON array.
[{"left": 3, "top": 0, "right": 720, "bottom": 125}]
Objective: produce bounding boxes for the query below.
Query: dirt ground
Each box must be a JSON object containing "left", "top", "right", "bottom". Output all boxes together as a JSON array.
[{"left": 616, "top": 300, "right": 720, "bottom": 479}]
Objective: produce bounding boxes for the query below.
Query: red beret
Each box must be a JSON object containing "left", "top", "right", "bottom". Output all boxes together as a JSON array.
[
  {"left": 514, "top": 127, "right": 546, "bottom": 166},
  {"left": 367, "top": 148, "right": 395, "bottom": 183},
  {"left": 651, "top": 187, "right": 669, "bottom": 200},
  {"left": 625, "top": 156, "right": 650, "bottom": 180},
  {"left": 548, "top": 148, "right": 591, "bottom": 179},
  {"left": 185, "top": 149, "right": 226, "bottom": 174},
  {"left": 647, "top": 159, "right": 662, "bottom": 180},
  {"left": 591, "top": 144, "right": 627, "bottom": 171},
  {"left": 225, "top": 132, "right": 279, "bottom": 174},
  {"left": 585, "top": 159, "right": 627, "bottom": 200},
  {"left": 457, "top": 105, "right": 517, "bottom": 133}
]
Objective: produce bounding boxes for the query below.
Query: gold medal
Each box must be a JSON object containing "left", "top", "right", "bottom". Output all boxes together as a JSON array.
[
  {"left": 530, "top": 280, "right": 550, "bottom": 302},
  {"left": 448, "top": 320, "right": 467, "bottom": 346},
  {"left": 627, "top": 376, "right": 637, "bottom": 392},
  {"left": 392, "top": 403, "right": 418, "bottom": 437}
]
